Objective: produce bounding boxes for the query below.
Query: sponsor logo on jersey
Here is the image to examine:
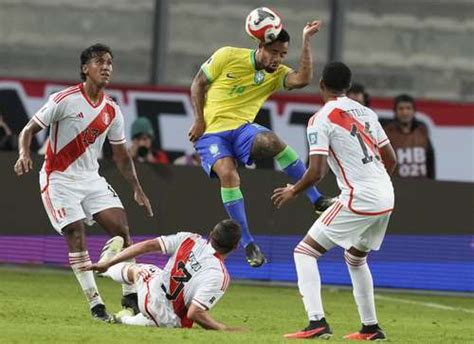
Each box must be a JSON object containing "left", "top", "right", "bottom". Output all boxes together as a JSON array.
[
  {"left": 226, "top": 73, "right": 237, "bottom": 79},
  {"left": 209, "top": 296, "right": 216, "bottom": 304},
  {"left": 76, "top": 112, "right": 84, "bottom": 119}
]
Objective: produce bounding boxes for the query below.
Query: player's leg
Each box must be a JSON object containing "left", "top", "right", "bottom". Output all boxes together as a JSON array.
[
  {"left": 82, "top": 177, "right": 139, "bottom": 313},
  {"left": 62, "top": 221, "right": 110, "bottom": 321},
  {"left": 343, "top": 215, "right": 391, "bottom": 341},
  {"left": 194, "top": 131, "right": 266, "bottom": 268},
  {"left": 284, "top": 231, "right": 335, "bottom": 339},
  {"left": 248, "top": 127, "right": 334, "bottom": 215},
  {"left": 39, "top": 176, "right": 109, "bottom": 321},
  {"left": 212, "top": 157, "right": 266, "bottom": 267},
  {"left": 342, "top": 247, "right": 386, "bottom": 340},
  {"left": 93, "top": 207, "right": 139, "bottom": 313}
]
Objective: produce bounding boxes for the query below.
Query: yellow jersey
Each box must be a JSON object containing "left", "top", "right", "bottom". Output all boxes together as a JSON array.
[{"left": 200, "top": 46, "right": 292, "bottom": 134}]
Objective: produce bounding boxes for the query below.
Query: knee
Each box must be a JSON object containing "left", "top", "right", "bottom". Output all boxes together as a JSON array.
[
  {"left": 253, "top": 133, "right": 285, "bottom": 158},
  {"left": 218, "top": 169, "right": 240, "bottom": 187},
  {"left": 344, "top": 251, "right": 367, "bottom": 268}
]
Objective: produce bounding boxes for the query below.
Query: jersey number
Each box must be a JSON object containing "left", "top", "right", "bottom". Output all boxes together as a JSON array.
[
  {"left": 350, "top": 123, "right": 377, "bottom": 164},
  {"left": 161, "top": 261, "right": 192, "bottom": 301}
]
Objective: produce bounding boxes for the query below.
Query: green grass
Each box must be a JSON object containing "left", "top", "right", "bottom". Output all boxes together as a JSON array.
[{"left": 0, "top": 267, "right": 473, "bottom": 344}]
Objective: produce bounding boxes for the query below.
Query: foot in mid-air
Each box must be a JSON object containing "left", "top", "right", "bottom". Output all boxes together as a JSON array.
[
  {"left": 245, "top": 242, "right": 267, "bottom": 268},
  {"left": 343, "top": 324, "right": 386, "bottom": 341},
  {"left": 91, "top": 303, "right": 112, "bottom": 322},
  {"left": 314, "top": 196, "right": 337, "bottom": 217},
  {"left": 284, "top": 318, "right": 332, "bottom": 339}
]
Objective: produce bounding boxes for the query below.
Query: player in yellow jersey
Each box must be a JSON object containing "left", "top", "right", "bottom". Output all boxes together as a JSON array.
[{"left": 188, "top": 21, "right": 334, "bottom": 267}]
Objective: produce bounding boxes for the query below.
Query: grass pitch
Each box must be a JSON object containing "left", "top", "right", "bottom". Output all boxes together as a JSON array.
[{"left": 0, "top": 266, "right": 472, "bottom": 344}]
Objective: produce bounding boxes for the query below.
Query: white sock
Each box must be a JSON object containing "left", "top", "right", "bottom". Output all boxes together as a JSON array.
[
  {"left": 345, "top": 251, "right": 378, "bottom": 325},
  {"left": 69, "top": 251, "right": 104, "bottom": 309},
  {"left": 294, "top": 241, "right": 324, "bottom": 321},
  {"left": 104, "top": 262, "right": 133, "bottom": 285}
]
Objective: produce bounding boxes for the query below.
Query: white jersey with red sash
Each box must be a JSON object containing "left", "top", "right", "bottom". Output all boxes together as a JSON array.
[
  {"left": 150, "top": 232, "right": 230, "bottom": 328},
  {"left": 33, "top": 83, "right": 126, "bottom": 184},
  {"left": 33, "top": 83, "right": 126, "bottom": 232},
  {"left": 307, "top": 96, "right": 394, "bottom": 215}
]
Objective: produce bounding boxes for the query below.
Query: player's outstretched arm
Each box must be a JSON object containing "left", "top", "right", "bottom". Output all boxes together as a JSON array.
[
  {"left": 14, "top": 119, "right": 43, "bottom": 176},
  {"left": 285, "top": 20, "right": 322, "bottom": 90},
  {"left": 379, "top": 143, "right": 397, "bottom": 176},
  {"left": 187, "top": 304, "right": 245, "bottom": 331},
  {"left": 272, "top": 154, "right": 328, "bottom": 208},
  {"left": 188, "top": 69, "right": 209, "bottom": 142},
  {"left": 111, "top": 143, "right": 153, "bottom": 217},
  {"left": 84, "top": 238, "right": 162, "bottom": 273}
]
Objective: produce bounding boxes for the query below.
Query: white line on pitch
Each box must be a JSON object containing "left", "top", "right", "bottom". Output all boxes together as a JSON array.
[{"left": 375, "top": 294, "right": 474, "bottom": 314}]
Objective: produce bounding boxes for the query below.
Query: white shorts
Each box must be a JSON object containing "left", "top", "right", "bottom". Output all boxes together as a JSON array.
[
  {"left": 39, "top": 173, "right": 124, "bottom": 233},
  {"left": 308, "top": 201, "right": 391, "bottom": 252},
  {"left": 134, "top": 264, "right": 181, "bottom": 328}
]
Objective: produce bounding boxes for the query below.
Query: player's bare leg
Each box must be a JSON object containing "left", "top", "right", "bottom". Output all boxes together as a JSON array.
[
  {"left": 213, "top": 157, "right": 266, "bottom": 267},
  {"left": 63, "top": 221, "right": 110, "bottom": 321},
  {"left": 251, "top": 132, "right": 335, "bottom": 216},
  {"left": 285, "top": 234, "right": 333, "bottom": 339},
  {"left": 94, "top": 208, "right": 139, "bottom": 313},
  {"left": 343, "top": 246, "right": 386, "bottom": 341}
]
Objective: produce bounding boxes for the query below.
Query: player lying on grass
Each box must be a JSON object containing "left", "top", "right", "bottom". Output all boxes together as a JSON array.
[{"left": 84, "top": 219, "right": 243, "bottom": 330}]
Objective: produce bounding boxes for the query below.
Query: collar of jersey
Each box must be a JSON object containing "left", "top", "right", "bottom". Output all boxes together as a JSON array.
[{"left": 250, "top": 49, "right": 258, "bottom": 71}]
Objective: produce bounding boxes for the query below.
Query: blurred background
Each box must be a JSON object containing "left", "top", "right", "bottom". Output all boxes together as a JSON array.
[{"left": 0, "top": 0, "right": 472, "bottom": 294}]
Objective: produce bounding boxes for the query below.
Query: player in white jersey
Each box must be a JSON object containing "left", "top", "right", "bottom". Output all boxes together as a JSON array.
[
  {"left": 14, "top": 44, "right": 153, "bottom": 321},
  {"left": 84, "top": 219, "right": 242, "bottom": 331},
  {"left": 272, "top": 62, "right": 397, "bottom": 340}
]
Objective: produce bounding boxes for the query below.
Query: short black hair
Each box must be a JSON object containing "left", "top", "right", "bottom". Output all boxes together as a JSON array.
[
  {"left": 80, "top": 43, "right": 113, "bottom": 81},
  {"left": 322, "top": 61, "right": 352, "bottom": 92},
  {"left": 394, "top": 94, "right": 415, "bottom": 110},
  {"left": 209, "top": 219, "right": 241, "bottom": 254},
  {"left": 271, "top": 28, "right": 290, "bottom": 44}
]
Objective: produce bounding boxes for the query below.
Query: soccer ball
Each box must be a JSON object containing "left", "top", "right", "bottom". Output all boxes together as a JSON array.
[{"left": 245, "top": 7, "right": 282, "bottom": 44}]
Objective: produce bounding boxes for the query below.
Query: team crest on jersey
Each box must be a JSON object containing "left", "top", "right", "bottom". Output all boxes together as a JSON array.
[
  {"left": 102, "top": 112, "right": 110, "bottom": 125},
  {"left": 209, "top": 144, "right": 220, "bottom": 157},
  {"left": 254, "top": 70, "right": 265, "bottom": 85},
  {"left": 308, "top": 132, "right": 318, "bottom": 145}
]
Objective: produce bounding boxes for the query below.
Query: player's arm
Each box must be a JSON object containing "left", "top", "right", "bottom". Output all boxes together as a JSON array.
[
  {"left": 272, "top": 154, "right": 329, "bottom": 208},
  {"left": 284, "top": 21, "right": 321, "bottom": 89},
  {"left": 14, "top": 119, "right": 43, "bottom": 176},
  {"left": 188, "top": 69, "right": 210, "bottom": 142},
  {"left": 187, "top": 304, "right": 243, "bottom": 331},
  {"left": 379, "top": 143, "right": 397, "bottom": 176},
  {"left": 111, "top": 143, "right": 153, "bottom": 217},
  {"left": 85, "top": 238, "right": 162, "bottom": 273}
]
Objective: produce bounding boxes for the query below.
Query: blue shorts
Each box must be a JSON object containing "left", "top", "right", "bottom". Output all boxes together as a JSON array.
[{"left": 195, "top": 123, "right": 270, "bottom": 177}]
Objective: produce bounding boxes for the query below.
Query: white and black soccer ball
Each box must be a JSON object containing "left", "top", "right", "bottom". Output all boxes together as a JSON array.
[{"left": 245, "top": 7, "right": 282, "bottom": 44}]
